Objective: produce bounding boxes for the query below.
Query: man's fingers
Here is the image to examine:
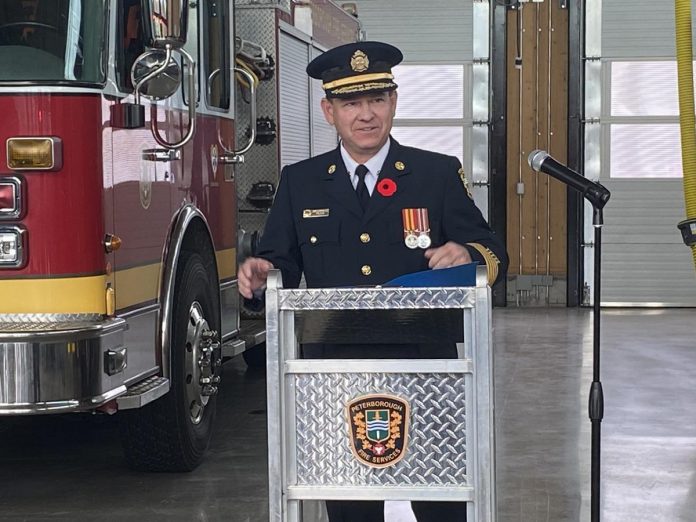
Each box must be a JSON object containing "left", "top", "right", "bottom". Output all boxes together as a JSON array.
[
  {"left": 238, "top": 277, "right": 252, "bottom": 299},
  {"left": 426, "top": 247, "right": 448, "bottom": 269},
  {"left": 258, "top": 259, "right": 273, "bottom": 275},
  {"left": 424, "top": 242, "right": 472, "bottom": 269},
  {"left": 238, "top": 257, "right": 273, "bottom": 298},
  {"left": 429, "top": 252, "right": 452, "bottom": 269}
]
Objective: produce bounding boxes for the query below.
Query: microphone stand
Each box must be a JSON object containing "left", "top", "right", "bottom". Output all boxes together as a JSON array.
[
  {"left": 528, "top": 150, "right": 609, "bottom": 520},
  {"left": 589, "top": 205, "right": 604, "bottom": 522}
]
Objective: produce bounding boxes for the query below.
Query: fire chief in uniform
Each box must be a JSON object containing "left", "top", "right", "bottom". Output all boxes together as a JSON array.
[{"left": 239, "top": 41, "right": 507, "bottom": 522}]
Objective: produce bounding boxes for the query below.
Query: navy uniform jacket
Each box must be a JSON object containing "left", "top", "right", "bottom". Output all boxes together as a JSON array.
[{"left": 256, "top": 139, "right": 508, "bottom": 289}]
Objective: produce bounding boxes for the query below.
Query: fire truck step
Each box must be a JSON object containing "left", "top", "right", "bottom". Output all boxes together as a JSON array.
[
  {"left": 223, "top": 319, "right": 266, "bottom": 360},
  {"left": 222, "top": 338, "right": 246, "bottom": 359},
  {"left": 117, "top": 376, "right": 170, "bottom": 410},
  {"left": 240, "top": 319, "right": 265, "bottom": 345}
]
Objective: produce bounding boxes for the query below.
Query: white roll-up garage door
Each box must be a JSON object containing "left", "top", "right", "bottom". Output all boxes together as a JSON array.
[
  {"left": 279, "top": 30, "right": 311, "bottom": 169},
  {"left": 585, "top": 0, "right": 696, "bottom": 305},
  {"left": 349, "top": 0, "right": 486, "bottom": 215},
  {"left": 279, "top": 30, "right": 339, "bottom": 167},
  {"left": 309, "top": 46, "right": 338, "bottom": 156}
]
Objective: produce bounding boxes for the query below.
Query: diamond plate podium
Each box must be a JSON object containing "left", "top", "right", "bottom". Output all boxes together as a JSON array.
[{"left": 265, "top": 267, "right": 495, "bottom": 521}]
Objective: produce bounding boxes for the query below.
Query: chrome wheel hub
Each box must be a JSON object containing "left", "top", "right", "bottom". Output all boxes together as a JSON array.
[{"left": 184, "top": 302, "right": 220, "bottom": 425}]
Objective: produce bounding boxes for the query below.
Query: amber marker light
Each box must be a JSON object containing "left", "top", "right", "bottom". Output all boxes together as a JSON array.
[
  {"left": 7, "top": 137, "right": 63, "bottom": 170},
  {"left": 104, "top": 234, "right": 122, "bottom": 253}
]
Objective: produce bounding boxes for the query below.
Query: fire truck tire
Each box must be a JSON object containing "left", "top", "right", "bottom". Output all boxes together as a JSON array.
[
  {"left": 120, "top": 248, "right": 220, "bottom": 472},
  {"left": 242, "top": 342, "right": 266, "bottom": 369}
]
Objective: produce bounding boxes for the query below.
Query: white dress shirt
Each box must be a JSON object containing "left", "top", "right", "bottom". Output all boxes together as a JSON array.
[{"left": 340, "top": 138, "right": 391, "bottom": 196}]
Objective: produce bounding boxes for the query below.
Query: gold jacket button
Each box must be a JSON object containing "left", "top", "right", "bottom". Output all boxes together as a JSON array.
[
  {"left": 361, "top": 265, "right": 372, "bottom": 276},
  {"left": 310, "top": 235, "right": 318, "bottom": 244},
  {"left": 360, "top": 233, "right": 370, "bottom": 243}
]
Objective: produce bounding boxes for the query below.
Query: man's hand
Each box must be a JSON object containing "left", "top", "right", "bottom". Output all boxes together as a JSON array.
[
  {"left": 424, "top": 241, "right": 472, "bottom": 269},
  {"left": 238, "top": 257, "right": 274, "bottom": 299}
]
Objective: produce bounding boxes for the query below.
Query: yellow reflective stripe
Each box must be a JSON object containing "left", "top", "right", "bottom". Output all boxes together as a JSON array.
[
  {"left": 0, "top": 248, "right": 237, "bottom": 314},
  {"left": 114, "top": 263, "right": 161, "bottom": 310},
  {"left": 323, "top": 72, "right": 394, "bottom": 90},
  {"left": 466, "top": 242, "right": 500, "bottom": 286},
  {"left": 115, "top": 248, "right": 237, "bottom": 310},
  {"left": 216, "top": 248, "right": 237, "bottom": 280},
  {"left": 0, "top": 275, "right": 107, "bottom": 314}
]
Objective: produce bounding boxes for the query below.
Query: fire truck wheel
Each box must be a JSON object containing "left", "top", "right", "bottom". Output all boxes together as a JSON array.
[{"left": 120, "top": 249, "right": 221, "bottom": 472}]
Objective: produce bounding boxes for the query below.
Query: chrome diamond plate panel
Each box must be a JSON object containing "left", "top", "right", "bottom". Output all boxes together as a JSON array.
[
  {"left": 294, "top": 372, "right": 468, "bottom": 486},
  {"left": 235, "top": 7, "right": 280, "bottom": 225},
  {"left": 235, "top": 7, "right": 280, "bottom": 244},
  {"left": 278, "top": 287, "right": 476, "bottom": 310},
  {"left": 236, "top": 0, "right": 290, "bottom": 10},
  {"left": 0, "top": 313, "right": 103, "bottom": 324},
  {"left": 121, "top": 375, "right": 168, "bottom": 396},
  {"left": 0, "top": 314, "right": 103, "bottom": 332}
]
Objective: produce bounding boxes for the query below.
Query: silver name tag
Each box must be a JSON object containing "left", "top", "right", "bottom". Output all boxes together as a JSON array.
[{"left": 303, "top": 208, "right": 330, "bottom": 218}]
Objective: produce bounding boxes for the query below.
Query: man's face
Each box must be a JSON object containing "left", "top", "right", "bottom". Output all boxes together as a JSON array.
[{"left": 321, "top": 91, "right": 398, "bottom": 163}]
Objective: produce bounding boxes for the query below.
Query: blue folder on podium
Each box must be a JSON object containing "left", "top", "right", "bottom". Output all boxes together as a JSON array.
[{"left": 382, "top": 262, "right": 478, "bottom": 288}]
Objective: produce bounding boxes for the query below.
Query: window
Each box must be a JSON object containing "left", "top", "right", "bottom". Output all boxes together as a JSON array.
[
  {"left": 391, "top": 126, "right": 464, "bottom": 160},
  {"left": 393, "top": 64, "right": 465, "bottom": 120},
  {"left": 607, "top": 60, "right": 696, "bottom": 178},
  {"left": 116, "top": 0, "right": 145, "bottom": 91},
  {"left": 0, "top": 0, "right": 107, "bottom": 84},
  {"left": 203, "top": 0, "right": 230, "bottom": 110},
  {"left": 391, "top": 64, "right": 466, "bottom": 163},
  {"left": 610, "top": 124, "right": 683, "bottom": 178}
]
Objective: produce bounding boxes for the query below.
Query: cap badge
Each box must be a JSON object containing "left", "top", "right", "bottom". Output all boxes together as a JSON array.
[
  {"left": 395, "top": 161, "right": 405, "bottom": 171},
  {"left": 328, "top": 164, "right": 336, "bottom": 174},
  {"left": 350, "top": 50, "right": 370, "bottom": 72}
]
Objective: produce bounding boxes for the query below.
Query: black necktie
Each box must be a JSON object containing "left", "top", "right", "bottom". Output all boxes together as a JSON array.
[{"left": 355, "top": 164, "right": 370, "bottom": 211}]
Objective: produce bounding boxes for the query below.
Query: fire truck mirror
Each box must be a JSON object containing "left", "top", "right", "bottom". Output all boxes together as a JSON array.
[
  {"left": 131, "top": 51, "right": 182, "bottom": 101},
  {"left": 141, "top": 0, "right": 188, "bottom": 50}
]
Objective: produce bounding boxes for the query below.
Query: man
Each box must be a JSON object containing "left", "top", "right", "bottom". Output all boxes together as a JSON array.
[{"left": 239, "top": 41, "right": 507, "bottom": 522}]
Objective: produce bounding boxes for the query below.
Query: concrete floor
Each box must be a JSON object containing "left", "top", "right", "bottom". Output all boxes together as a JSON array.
[{"left": 0, "top": 308, "right": 694, "bottom": 521}]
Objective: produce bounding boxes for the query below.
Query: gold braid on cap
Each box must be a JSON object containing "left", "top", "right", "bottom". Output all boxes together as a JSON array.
[
  {"left": 323, "top": 72, "right": 394, "bottom": 90},
  {"left": 330, "top": 82, "right": 396, "bottom": 95},
  {"left": 466, "top": 243, "right": 500, "bottom": 285}
]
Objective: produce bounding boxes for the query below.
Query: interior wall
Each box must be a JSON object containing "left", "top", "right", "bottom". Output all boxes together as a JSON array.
[{"left": 506, "top": 1, "right": 568, "bottom": 304}]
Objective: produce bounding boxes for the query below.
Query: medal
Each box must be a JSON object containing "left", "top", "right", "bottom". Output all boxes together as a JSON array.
[
  {"left": 405, "top": 233, "right": 419, "bottom": 249},
  {"left": 417, "top": 234, "right": 431, "bottom": 249},
  {"left": 402, "top": 208, "right": 431, "bottom": 249}
]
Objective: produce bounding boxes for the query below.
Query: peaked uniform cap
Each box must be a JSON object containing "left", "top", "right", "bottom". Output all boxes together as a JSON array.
[{"left": 306, "top": 41, "right": 403, "bottom": 99}]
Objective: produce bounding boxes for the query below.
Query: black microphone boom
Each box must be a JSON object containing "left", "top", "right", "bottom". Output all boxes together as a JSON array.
[{"left": 528, "top": 150, "right": 611, "bottom": 209}]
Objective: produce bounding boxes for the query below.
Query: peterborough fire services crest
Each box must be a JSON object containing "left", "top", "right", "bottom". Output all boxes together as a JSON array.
[{"left": 347, "top": 394, "right": 410, "bottom": 468}]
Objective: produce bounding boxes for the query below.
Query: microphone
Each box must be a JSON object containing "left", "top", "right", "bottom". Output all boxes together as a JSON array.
[{"left": 528, "top": 150, "right": 610, "bottom": 209}]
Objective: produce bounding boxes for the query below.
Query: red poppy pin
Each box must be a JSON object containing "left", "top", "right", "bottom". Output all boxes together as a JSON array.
[{"left": 377, "top": 178, "right": 397, "bottom": 197}]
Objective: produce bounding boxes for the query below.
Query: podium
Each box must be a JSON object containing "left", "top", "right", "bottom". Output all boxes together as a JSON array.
[{"left": 265, "top": 267, "right": 496, "bottom": 521}]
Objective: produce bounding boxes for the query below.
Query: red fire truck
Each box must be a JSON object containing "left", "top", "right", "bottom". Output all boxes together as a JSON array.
[{"left": 0, "top": 0, "right": 358, "bottom": 470}]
